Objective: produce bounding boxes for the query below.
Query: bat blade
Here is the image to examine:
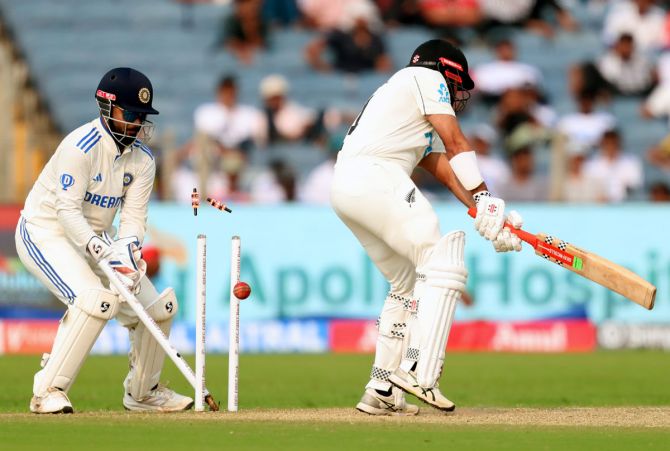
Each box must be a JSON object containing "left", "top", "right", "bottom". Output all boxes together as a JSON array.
[
  {"left": 466, "top": 207, "right": 656, "bottom": 310},
  {"left": 534, "top": 234, "right": 656, "bottom": 310}
]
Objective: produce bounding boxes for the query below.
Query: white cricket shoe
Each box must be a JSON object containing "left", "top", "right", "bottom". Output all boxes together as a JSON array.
[
  {"left": 30, "top": 388, "right": 74, "bottom": 414},
  {"left": 356, "top": 387, "right": 420, "bottom": 416},
  {"left": 123, "top": 384, "right": 194, "bottom": 412},
  {"left": 389, "top": 367, "right": 455, "bottom": 412}
]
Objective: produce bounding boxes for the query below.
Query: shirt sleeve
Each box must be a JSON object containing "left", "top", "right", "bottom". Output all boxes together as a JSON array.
[
  {"left": 53, "top": 142, "right": 98, "bottom": 251},
  {"left": 118, "top": 156, "right": 155, "bottom": 244},
  {"left": 645, "top": 85, "right": 670, "bottom": 117},
  {"left": 410, "top": 69, "right": 456, "bottom": 116}
]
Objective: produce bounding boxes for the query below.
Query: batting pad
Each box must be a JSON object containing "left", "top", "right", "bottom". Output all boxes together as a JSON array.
[
  {"left": 366, "top": 292, "right": 416, "bottom": 391},
  {"left": 126, "top": 288, "right": 178, "bottom": 400},
  {"left": 415, "top": 231, "right": 467, "bottom": 388},
  {"left": 33, "top": 288, "right": 119, "bottom": 396}
]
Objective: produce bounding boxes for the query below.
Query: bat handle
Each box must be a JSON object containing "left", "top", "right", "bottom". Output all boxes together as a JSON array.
[{"left": 467, "top": 207, "right": 537, "bottom": 246}]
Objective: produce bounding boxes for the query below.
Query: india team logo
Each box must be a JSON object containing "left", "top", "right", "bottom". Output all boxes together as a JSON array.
[
  {"left": 60, "top": 173, "right": 74, "bottom": 191},
  {"left": 138, "top": 87, "right": 150, "bottom": 104},
  {"left": 123, "top": 173, "right": 134, "bottom": 187}
]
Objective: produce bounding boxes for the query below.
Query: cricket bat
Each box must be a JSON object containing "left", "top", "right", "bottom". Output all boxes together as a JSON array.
[{"left": 467, "top": 208, "right": 656, "bottom": 310}]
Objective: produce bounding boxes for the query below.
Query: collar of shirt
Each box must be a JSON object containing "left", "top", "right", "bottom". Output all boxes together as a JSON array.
[{"left": 96, "top": 116, "right": 133, "bottom": 158}]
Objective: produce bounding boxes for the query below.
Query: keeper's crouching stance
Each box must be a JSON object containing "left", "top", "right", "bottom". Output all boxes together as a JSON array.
[
  {"left": 15, "top": 68, "right": 192, "bottom": 414},
  {"left": 331, "top": 40, "right": 523, "bottom": 416}
]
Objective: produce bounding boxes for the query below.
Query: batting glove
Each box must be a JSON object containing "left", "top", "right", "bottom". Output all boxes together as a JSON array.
[{"left": 473, "top": 191, "right": 506, "bottom": 241}]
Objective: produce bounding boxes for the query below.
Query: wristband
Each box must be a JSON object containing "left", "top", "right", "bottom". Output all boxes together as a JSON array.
[{"left": 449, "top": 151, "right": 484, "bottom": 190}]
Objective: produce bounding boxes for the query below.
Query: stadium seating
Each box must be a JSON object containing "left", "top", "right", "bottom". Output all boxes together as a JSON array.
[{"left": 0, "top": 0, "right": 667, "bottom": 190}]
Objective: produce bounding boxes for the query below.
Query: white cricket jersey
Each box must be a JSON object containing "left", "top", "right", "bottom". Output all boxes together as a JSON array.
[
  {"left": 21, "top": 118, "right": 156, "bottom": 251},
  {"left": 340, "top": 67, "right": 455, "bottom": 175}
]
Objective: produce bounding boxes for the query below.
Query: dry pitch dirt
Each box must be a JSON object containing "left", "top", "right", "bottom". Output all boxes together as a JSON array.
[{"left": 3, "top": 407, "right": 670, "bottom": 428}]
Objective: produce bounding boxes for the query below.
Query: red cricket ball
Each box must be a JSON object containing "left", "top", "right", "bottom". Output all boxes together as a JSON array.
[{"left": 233, "top": 281, "right": 251, "bottom": 300}]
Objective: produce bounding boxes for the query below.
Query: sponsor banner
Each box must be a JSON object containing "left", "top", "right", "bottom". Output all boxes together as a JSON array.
[
  {"left": 141, "top": 204, "right": 667, "bottom": 324},
  {"left": 330, "top": 319, "right": 597, "bottom": 353},
  {"left": 0, "top": 319, "right": 329, "bottom": 355},
  {"left": 0, "top": 205, "right": 56, "bottom": 308},
  {"left": 0, "top": 319, "right": 58, "bottom": 354},
  {"left": 598, "top": 322, "right": 670, "bottom": 350},
  {"left": 2, "top": 204, "right": 667, "bottom": 323}
]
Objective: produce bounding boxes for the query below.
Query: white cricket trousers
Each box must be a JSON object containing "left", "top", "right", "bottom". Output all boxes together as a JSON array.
[
  {"left": 330, "top": 155, "right": 442, "bottom": 296},
  {"left": 15, "top": 217, "right": 160, "bottom": 327}
]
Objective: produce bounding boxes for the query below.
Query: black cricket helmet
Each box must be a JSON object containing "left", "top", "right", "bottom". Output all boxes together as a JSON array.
[
  {"left": 408, "top": 39, "right": 475, "bottom": 113},
  {"left": 95, "top": 67, "right": 158, "bottom": 147}
]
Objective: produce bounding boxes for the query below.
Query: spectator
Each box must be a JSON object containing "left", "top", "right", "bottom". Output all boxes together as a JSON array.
[
  {"left": 496, "top": 87, "right": 537, "bottom": 138},
  {"left": 469, "top": 124, "right": 510, "bottom": 194},
  {"left": 497, "top": 145, "right": 548, "bottom": 202},
  {"left": 598, "top": 33, "right": 655, "bottom": 96},
  {"left": 495, "top": 87, "right": 551, "bottom": 149},
  {"left": 250, "top": 160, "right": 297, "bottom": 203},
  {"left": 298, "top": 134, "right": 344, "bottom": 204},
  {"left": 305, "top": 4, "right": 392, "bottom": 73},
  {"left": 194, "top": 75, "right": 264, "bottom": 151},
  {"left": 173, "top": 75, "right": 262, "bottom": 203},
  {"left": 562, "top": 144, "right": 607, "bottom": 203},
  {"left": 641, "top": 82, "right": 670, "bottom": 125},
  {"left": 263, "top": 0, "right": 301, "bottom": 27},
  {"left": 649, "top": 181, "right": 670, "bottom": 201},
  {"left": 584, "top": 129, "right": 644, "bottom": 202},
  {"left": 299, "top": 0, "right": 381, "bottom": 31},
  {"left": 603, "top": 0, "right": 666, "bottom": 53},
  {"left": 557, "top": 90, "right": 616, "bottom": 152},
  {"left": 418, "top": 0, "right": 481, "bottom": 28},
  {"left": 479, "top": 0, "right": 578, "bottom": 37},
  {"left": 217, "top": 0, "right": 268, "bottom": 64},
  {"left": 376, "top": 0, "right": 424, "bottom": 26},
  {"left": 259, "top": 74, "right": 337, "bottom": 144},
  {"left": 473, "top": 38, "right": 543, "bottom": 103},
  {"left": 571, "top": 33, "right": 655, "bottom": 99},
  {"left": 526, "top": 84, "right": 557, "bottom": 128},
  {"left": 647, "top": 133, "right": 670, "bottom": 170}
]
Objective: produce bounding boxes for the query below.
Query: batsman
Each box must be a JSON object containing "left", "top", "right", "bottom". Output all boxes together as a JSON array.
[
  {"left": 331, "top": 40, "right": 523, "bottom": 415},
  {"left": 15, "top": 67, "right": 193, "bottom": 413}
]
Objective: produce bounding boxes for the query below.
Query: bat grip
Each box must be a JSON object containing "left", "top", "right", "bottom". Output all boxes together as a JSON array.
[{"left": 467, "top": 207, "right": 537, "bottom": 246}]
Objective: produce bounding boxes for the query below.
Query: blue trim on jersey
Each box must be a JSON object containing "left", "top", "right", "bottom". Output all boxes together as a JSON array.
[
  {"left": 78, "top": 131, "right": 100, "bottom": 152},
  {"left": 19, "top": 219, "right": 76, "bottom": 302},
  {"left": 132, "top": 140, "right": 154, "bottom": 160},
  {"left": 76, "top": 128, "right": 96, "bottom": 147},
  {"left": 140, "top": 145, "right": 154, "bottom": 160},
  {"left": 83, "top": 135, "right": 102, "bottom": 153}
]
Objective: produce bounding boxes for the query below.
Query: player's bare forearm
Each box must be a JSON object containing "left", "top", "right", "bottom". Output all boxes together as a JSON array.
[
  {"left": 419, "top": 153, "right": 475, "bottom": 208},
  {"left": 426, "top": 114, "right": 489, "bottom": 196},
  {"left": 426, "top": 114, "right": 470, "bottom": 160}
]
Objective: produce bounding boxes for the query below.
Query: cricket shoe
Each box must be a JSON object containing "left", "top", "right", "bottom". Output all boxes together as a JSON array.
[
  {"left": 123, "top": 384, "right": 194, "bottom": 412},
  {"left": 356, "top": 387, "right": 420, "bottom": 416},
  {"left": 389, "top": 367, "right": 455, "bottom": 412},
  {"left": 30, "top": 387, "right": 74, "bottom": 414}
]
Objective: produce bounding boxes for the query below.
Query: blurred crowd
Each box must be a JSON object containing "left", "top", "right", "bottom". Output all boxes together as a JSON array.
[{"left": 171, "top": 0, "right": 670, "bottom": 204}]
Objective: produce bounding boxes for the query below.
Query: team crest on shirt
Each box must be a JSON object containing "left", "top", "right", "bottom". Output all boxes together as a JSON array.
[
  {"left": 437, "top": 83, "right": 450, "bottom": 104},
  {"left": 123, "top": 173, "right": 134, "bottom": 187}
]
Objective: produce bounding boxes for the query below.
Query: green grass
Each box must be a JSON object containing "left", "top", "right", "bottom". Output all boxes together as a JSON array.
[
  {"left": 2, "top": 417, "right": 670, "bottom": 451},
  {"left": 1, "top": 352, "right": 669, "bottom": 450}
]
